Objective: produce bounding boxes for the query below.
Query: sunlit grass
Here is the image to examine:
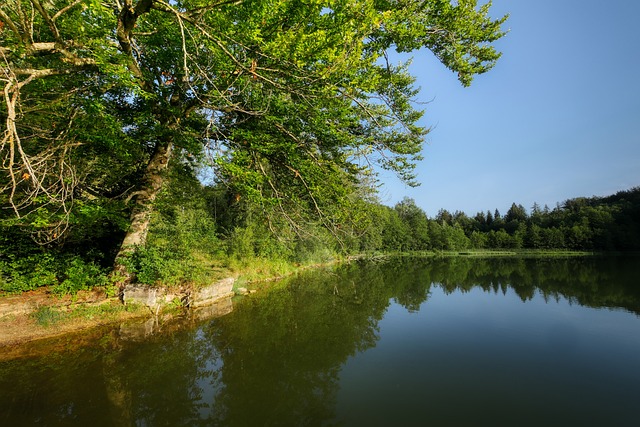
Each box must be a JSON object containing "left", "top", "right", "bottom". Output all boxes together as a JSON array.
[{"left": 31, "top": 301, "right": 146, "bottom": 327}]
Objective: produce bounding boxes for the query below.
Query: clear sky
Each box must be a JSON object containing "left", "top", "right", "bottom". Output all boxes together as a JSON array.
[{"left": 379, "top": 0, "right": 640, "bottom": 217}]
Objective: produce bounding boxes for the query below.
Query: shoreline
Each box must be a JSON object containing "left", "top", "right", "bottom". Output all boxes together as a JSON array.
[
  {"left": 0, "top": 289, "right": 147, "bottom": 350},
  {"left": 0, "top": 257, "right": 347, "bottom": 352},
  {"left": 0, "top": 250, "right": 616, "bottom": 353}
]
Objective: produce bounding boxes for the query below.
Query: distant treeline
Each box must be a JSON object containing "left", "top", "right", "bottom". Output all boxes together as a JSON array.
[{"left": 358, "top": 187, "right": 640, "bottom": 252}]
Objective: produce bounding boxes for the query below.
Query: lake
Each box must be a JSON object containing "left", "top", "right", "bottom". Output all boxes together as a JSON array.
[{"left": 1, "top": 256, "right": 639, "bottom": 426}]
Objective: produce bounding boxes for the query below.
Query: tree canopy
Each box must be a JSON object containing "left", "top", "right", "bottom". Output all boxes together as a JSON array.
[{"left": 1, "top": 0, "right": 507, "bottom": 282}]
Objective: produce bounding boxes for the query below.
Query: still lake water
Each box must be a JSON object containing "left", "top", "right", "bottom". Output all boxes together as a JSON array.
[{"left": 1, "top": 256, "right": 639, "bottom": 426}]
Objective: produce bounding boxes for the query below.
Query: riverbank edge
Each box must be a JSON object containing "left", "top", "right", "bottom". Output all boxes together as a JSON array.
[
  {"left": 0, "top": 250, "right": 607, "bottom": 350},
  {"left": 0, "top": 255, "right": 359, "bottom": 350}
]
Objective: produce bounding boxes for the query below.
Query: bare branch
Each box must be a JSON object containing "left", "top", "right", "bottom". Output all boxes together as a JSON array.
[
  {"left": 1, "top": 51, "right": 80, "bottom": 241},
  {"left": 158, "top": 4, "right": 191, "bottom": 83},
  {"left": 186, "top": 0, "right": 244, "bottom": 19},
  {"left": 11, "top": 67, "right": 63, "bottom": 79},
  {"left": 29, "top": 41, "right": 57, "bottom": 51}
]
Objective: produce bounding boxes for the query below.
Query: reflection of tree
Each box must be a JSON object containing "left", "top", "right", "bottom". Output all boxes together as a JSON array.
[
  {"left": 1, "top": 256, "right": 638, "bottom": 426},
  {"left": 404, "top": 255, "right": 640, "bottom": 313},
  {"left": 203, "top": 264, "right": 398, "bottom": 426},
  {"left": 112, "top": 329, "right": 226, "bottom": 427},
  {"left": 202, "top": 256, "right": 640, "bottom": 425},
  {"left": 104, "top": 349, "right": 134, "bottom": 427},
  {"left": 0, "top": 343, "right": 110, "bottom": 426}
]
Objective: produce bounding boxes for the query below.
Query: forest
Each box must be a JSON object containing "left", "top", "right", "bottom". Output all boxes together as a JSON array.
[{"left": 375, "top": 187, "right": 640, "bottom": 252}]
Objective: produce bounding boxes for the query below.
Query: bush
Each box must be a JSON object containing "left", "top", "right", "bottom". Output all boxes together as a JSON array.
[
  {"left": 32, "top": 305, "right": 63, "bottom": 326},
  {"left": 0, "top": 253, "right": 58, "bottom": 294},
  {"left": 52, "top": 257, "right": 108, "bottom": 295},
  {"left": 293, "top": 237, "right": 335, "bottom": 264},
  {"left": 129, "top": 205, "right": 225, "bottom": 286},
  {"left": 0, "top": 252, "right": 108, "bottom": 295}
]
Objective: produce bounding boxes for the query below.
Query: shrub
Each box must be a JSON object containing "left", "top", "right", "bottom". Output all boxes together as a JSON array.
[
  {"left": 0, "top": 253, "right": 58, "bottom": 294},
  {"left": 53, "top": 258, "right": 108, "bottom": 295}
]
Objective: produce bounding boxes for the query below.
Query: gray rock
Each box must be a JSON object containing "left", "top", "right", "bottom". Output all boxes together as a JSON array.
[
  {"left": 190, "top": 277, "right": 235, "bottom": 308},
  {"left": 123, "top": 285, "right": 159, "bottom": 308}
]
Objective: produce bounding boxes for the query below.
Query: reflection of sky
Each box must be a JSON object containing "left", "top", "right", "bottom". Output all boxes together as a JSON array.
[
  {"left": 334, "top": 286, "right": 640, "bottom": 426},
  {"left": 193, "top": 328, "right": 225, "bottom": 421}
]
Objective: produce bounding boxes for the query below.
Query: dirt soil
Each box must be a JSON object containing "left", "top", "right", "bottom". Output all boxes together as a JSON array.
[{"left": 0, "top": 287, "right": 146, "bottom": 351}]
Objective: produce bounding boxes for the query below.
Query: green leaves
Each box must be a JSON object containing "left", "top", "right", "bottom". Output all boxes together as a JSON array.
[{"left": 369, "top": 0, "right": 508, "bottom": 86}]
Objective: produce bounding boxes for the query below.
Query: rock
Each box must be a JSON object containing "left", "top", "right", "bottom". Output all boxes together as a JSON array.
[
  {"left": 114, "top": 278, "right": 237, "bottom": 313},
  {"left": 190, "top": 277, "right": 235, "bottom": 308},
  {"left": 123, "top": 285, "right": 159, "bottom": 308}
]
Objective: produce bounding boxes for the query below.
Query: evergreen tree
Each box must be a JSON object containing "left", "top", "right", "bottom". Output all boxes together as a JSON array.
[
  {"left": 505, "top": 203, "right": 528, "bottom": 223},
  {"left": 394, "top": 198, "right": 430, "bottom": 250}
]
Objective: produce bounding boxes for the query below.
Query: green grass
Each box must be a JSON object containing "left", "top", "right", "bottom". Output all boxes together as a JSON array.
[
  {"left": 30, "top": 302, "right": 146, "bottom": 327},
  {"left": 31, "top": 306, "right": 63, "bottom": 327},
  {"left": 67, "top": 302, "right": 141, "bottom": 320}
]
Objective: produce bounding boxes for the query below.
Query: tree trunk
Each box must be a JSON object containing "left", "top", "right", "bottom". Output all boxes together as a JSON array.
[
  {"left": 113, "top": 141, "right": 172, "bottom": 290},
  {"left": 104, "top": 351, "right": 134, "bottom": 427}
]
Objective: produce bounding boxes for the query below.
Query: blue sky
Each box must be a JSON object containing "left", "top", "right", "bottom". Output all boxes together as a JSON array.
[{"left": 379, "top": 0, "right": 640, "bottom": 217}]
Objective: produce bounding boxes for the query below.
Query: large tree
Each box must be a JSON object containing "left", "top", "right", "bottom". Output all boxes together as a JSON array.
[{"left": 1, "top": 0, "right": 507, "bottom": 283}]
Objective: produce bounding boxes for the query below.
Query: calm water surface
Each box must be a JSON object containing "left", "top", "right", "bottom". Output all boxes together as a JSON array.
[{"left": 1, "top": 256, "right": 639, "bottom": 426}]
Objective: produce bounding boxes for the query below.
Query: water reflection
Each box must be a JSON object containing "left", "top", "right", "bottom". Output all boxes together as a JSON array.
[{"left": 1, "top": 256, "right": 639, "bottom": 426}]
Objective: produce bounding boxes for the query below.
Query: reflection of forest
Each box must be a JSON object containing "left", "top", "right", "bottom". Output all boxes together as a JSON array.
[
  {"left": 191, "top": 256, "right": 640, "bottom": 425},
  {"left": 1, "top": 256, "right": 638, "bottom": 426},
  {"left": 418, "top": 256, "right": 640, "bottom": 314}
]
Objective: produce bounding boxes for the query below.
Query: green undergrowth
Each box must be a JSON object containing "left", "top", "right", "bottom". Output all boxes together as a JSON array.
[
  {"left": 231, "top": 255, "right": 343, "bottom": 290},
  {"left": 31, "top": 306, "right": 64, "bottom": 327},
  {"left": 0, "top": 245, "right": 604, "bottom": 299},
  {"left": 0, "top": 252, "right": 111, "bottom": 296}
]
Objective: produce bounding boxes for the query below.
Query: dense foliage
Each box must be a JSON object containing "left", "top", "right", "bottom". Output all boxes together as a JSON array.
[{"left": 365, "top": 187, "right": 640, "bottom": 253}]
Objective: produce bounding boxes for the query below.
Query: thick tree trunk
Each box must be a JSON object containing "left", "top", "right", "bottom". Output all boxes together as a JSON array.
[{"left": 113, "top": 142, "right": 172, "bottom": 289}]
